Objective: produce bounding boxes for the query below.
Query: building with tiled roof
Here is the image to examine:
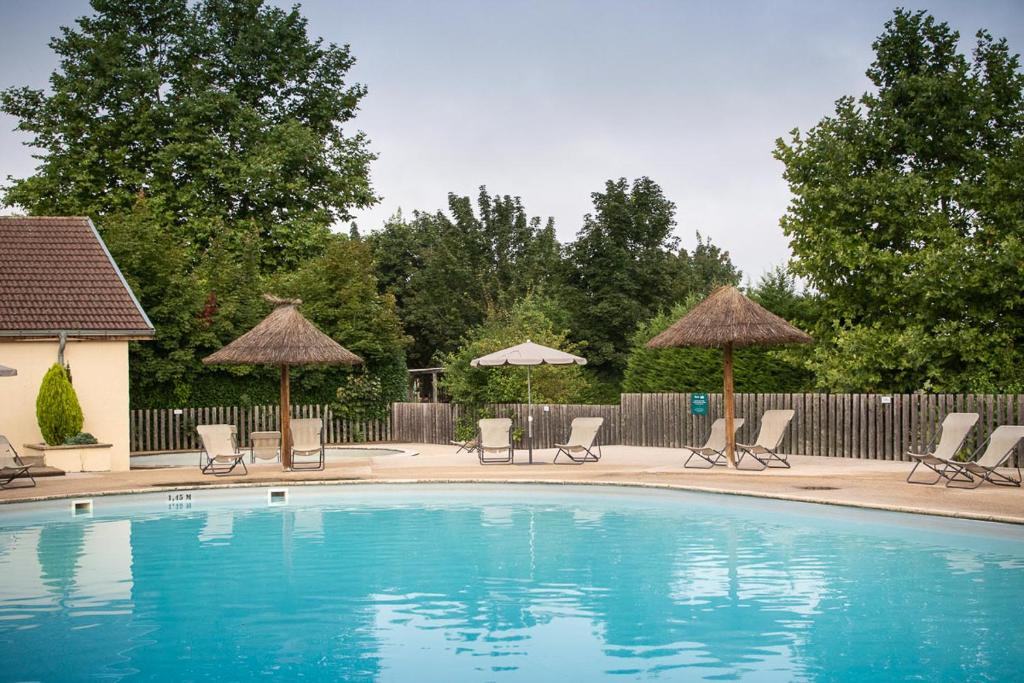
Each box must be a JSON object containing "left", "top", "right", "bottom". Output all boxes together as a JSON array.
[{"left": 0, "top": 216, "right": 154, "bottom": 472}]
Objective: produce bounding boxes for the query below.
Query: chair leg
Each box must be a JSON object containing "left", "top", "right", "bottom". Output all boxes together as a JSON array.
[
  {"left": 734, "top": 448, "right": 767, "bottom": 471},
  {"left": 683, "top": 449, "right": 718, "bottom": 469},
  {"left": 907, "top": 460, "right": 949, "bottom": 485}
]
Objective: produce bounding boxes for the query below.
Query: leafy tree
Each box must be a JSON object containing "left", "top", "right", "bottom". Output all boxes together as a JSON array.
[
  {"left": 774, "top": 9, "right": 1024, "bottom": 392},
  {"left": 669, "top": 231, "right": 741, "bottom": 303},
  {"left": 439, "top": 296, "right": 591, "bottom": 407},
  {"left": 2, "top": 0, "right": 375, "bottom": 272},
  {"left": 622, "top": 295, "right": 814, "bottom": 394},
  {"left": 275, "top": 233, "right": 410, "bottom": 405},
  {"left": 36, "top": 364, "right": 84, "bottom": 445},
  {"left": 368, "top": 189, "right": 563, "bottom": 366},
  {"left": 564, "top": 177, "right": 681, "bottom": 375},
  {"left": 3, "top": 0, "right": 383, "bottom": 407}
]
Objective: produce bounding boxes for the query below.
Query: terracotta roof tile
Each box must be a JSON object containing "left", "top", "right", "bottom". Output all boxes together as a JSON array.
[{"left": 0, "top": 216, "right": 154, "bottom": 337}]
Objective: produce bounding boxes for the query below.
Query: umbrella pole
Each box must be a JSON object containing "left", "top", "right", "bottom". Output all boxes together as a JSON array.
[
  {"left": 281, "top": 364, "right": 291, "bottom": 470},
  {"left": 527, "top": 366, "right": 533, "bottom": 464},
  {"left": 723, "top": 342, "right": 736, "bottom": 468}
]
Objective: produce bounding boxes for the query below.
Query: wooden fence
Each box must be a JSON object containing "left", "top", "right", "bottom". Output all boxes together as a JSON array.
[
  {"left": 129, "top": 404, "right": 390, "bottom": 453},
  {"left": 386, "top": 393, "right": 1024, "bottom": 464},
  {"left": 131, "top": 393, "right": 1024, "bottom": 464}
]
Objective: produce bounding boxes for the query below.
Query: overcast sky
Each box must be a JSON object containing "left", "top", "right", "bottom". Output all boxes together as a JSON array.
[{"left": 1, "top": 0, "right": 1022, "bottom": 281}]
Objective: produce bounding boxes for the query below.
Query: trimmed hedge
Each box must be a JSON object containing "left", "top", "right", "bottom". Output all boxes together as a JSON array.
[{"left": 36, "top": 364, "right": 84, "bottom": 445}]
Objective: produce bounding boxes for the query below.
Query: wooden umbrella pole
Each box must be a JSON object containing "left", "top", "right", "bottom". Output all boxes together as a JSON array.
[
  {"left": 723, "top": 342, "right": 736, "bottom": 468},
  {"left": 281, "top": 364, "right": 291, "bottom": 469}
]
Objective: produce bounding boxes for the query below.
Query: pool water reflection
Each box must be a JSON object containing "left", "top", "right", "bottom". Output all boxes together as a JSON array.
[{"left": 1, "top": 485, "right": 1022, "bottom": 681}]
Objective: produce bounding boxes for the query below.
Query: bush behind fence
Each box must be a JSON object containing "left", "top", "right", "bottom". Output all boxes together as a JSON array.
[{"left": 132, "top": 392, "right": 1024, "bottom": 465}]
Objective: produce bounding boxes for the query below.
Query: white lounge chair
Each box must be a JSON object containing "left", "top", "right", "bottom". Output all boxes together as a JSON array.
[
  {"left": 736, "top": 410, "right": 795, "bottom": 470},
  {"left": 197, "top": 424, "right": 247, "bottom": 476},
  {"left": 250, "top": 430, "right": 281, "bottom": 464},
  {"left": 0, "top": 435, "right": 35, "bottom": 488},
  {"left": 554, "top": 417, "right": 604, "bottom": 464},
  {"left": 477, "top": 418, "right": 513, "bottom": 464},
  {"left": 906, "top": 412, "right": 979, "bottom": 485},
  {"left": 450, "top": 437, "right": 479, "bottom": 454},
  {"left": 682, "top": 417, "right": 745, "bottom": 469},
  {"left": 290, "top": 418, "right": 325, "bottom": 471},
  {"left": 940, "top": 425, "right": 1024, "bottom": 489}
]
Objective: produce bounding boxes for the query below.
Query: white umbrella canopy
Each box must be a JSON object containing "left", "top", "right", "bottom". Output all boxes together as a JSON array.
[
  {"left": 471, "top": 341, "right": 587, "bottom": 463},
  {"left": 470, "top": 341, "right": 586, "bottom": 368}
]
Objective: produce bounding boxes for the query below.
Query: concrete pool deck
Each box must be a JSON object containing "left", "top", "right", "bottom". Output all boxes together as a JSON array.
[{"left": 2, "top": 443, "right": 1023, "bottom": 525}]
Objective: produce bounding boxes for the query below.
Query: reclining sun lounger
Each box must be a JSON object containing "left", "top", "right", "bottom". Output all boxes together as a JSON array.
[
  {"left": 940, "top": 425, "right": 1024, "bottom": 489},
  {"left": 290, "top": 418, "right": 325, "bottom": 471},
  {"left": 477, "top": 418, "right": 514, "bottom": 464},
  {"left": 905, "top": 412, "right": 979, "bottom": 485},
  {"left": 0, "top": 435, "right": 36, "bottom": 489},
  {"left": 450, "top": 437, "right": 479, "bottom": 454},
  {"left": 554, "top": 417, "right": 604, "bottom": 464},
  {"left": 682, "top": 417, "right": 745, "bottom": 469},
  {"left": 250, "top": 430, "right": 281, "bottom": 464},
  {"left": 736, "top": 410, "right": 795, "bottom": 470},
  {"left": 197, "top": 424, "right": 247, "bottom": 476}
]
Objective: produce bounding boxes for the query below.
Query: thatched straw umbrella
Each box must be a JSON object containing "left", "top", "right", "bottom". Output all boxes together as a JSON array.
[
  {"left": 647, "top": 285, "right": 811, "bottom": 467},
  {"left": 203, "top": 295, "right": 362, "bottom": 468}
]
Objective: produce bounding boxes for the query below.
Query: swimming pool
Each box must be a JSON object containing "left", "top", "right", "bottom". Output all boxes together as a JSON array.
[
  {"left": 130, "top": 446, "right": 405, "bottom": 468},
  {"left": 1, "top": 484, "right": 1022, "bottom": 681}
]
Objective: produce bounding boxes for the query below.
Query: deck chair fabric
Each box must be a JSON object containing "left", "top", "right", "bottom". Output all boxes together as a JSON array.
[
  {"left": 250, "top": 431, "right": 281, "bottom": 464},
  {"left": 197, "top": 424, "right": 247, "bottom": 476},
  {"left": 290, "top": 418, "right": 325, "bottom": 471},
  {"left": 736, "top": 410, "right": 796, "bottom": 470},
  {"left": 941, "top": 425, "right": 1024, "bottom": 489},
  {"left": 554, "top": 417, "right": 604, "bottom": 464},
  {"left": 906, "top": 413, "right": 980, "bottom": 485},
  {"left": 0, "top": 435, "right": 35, "bottom": 489},
  {"left": 683, "top": 418, "right": 745, "bottom": 469},
  {"left": 477, "top": 418, "right": 514, "bottom": 464}
]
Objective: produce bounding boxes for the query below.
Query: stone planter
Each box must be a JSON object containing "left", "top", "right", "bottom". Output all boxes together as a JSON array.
[{"left": 23, "top": 442, "right": 113, "bottom": 472}]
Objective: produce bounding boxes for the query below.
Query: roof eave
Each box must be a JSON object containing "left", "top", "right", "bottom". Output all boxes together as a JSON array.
[{"left": 0, "top": 329, "right": 156, "bottom": 342}]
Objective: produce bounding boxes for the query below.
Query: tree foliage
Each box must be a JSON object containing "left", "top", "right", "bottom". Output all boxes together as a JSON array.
[
  {"left": 774, "top": 9, "right": 1024, "bottom": 392},
  {"left": 36, "top": 364, "right": 84, "bottom": 445},
  {"left": 2, "top": 0, "right": 375, "bottom": 272},
  {"left": 369, "top": 188, "right": 562, "bottom": 366},
  {"left": 439, "top": 296, "right": 591, "bottom": 407}
]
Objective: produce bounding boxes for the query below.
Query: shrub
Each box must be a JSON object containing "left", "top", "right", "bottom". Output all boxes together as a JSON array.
[
  {"left": 64, "top": 432, "right": 98, "bottom": 445},
  {"left": 333, "top": 372, "right": 389, "bottom": 422},
  {"left": 36, "top": 364, "right": 84, "bottom": 445}
]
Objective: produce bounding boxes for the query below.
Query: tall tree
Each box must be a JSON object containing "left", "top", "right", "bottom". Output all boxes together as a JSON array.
[
  {"left": 368, "top": 188, "right": 563, "bottom": 366},
  {"left": 564, "top": 177, "right": 681, "bottom": 375},
  {"left": 2, "top": 0, "right": 375, "bottom": 272},
  {"left": 774, "top": 9, "right": 1024, "bottom": 392},
  {"left": 2, "top": 0, "right": 381, "bottom": 406}
]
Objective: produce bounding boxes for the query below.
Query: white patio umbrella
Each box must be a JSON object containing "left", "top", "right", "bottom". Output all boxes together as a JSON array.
[
  {"left": 470, "top": 340, "right": 586, "bottom": 463},
  {"left": 0, "top": 364, "right": 16, "bottom": 377}
]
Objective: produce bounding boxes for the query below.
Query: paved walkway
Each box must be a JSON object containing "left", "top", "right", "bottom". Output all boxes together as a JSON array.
[{"left": 3, "top": 443, "right": 1023, "bottom": 524}]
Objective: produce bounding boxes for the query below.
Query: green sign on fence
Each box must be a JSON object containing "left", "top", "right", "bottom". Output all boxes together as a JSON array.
[{"left": 690, "top": 393, "right": 708, "bottom": 416}]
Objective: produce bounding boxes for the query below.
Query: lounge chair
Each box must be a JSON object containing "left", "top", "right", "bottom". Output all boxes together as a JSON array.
[
  {"left": 736, "top": 410, "right": 795, "bottom": 470},
  {"left": 477, "top": 418, "right": 514, "bottom": 464},
  {"left": 682, "top": 417, "right": 745, "bottom": 469},
  {"left": 197, "top": 424, "right": 247, "bottom": 476},
  {"left": 250, "top": 430, "right": 281, "bottom": 464},
  {"left": 0, "top": 435, "right": 36, "bottom": 489},
  {"left": 940, "top": 425, "right": 1024, "bottom": 489},
  {"left": 290, "top": 418, "right": 325, "bottom": 471},
  {"left": 450, "top": 437, "right": 479, "bottom": 454},
  {"left": 554, "top": 417, "right": 604, "bottom": 464},
  {"left": 905, "top": 412, "right": 979, "bottom": 485}
]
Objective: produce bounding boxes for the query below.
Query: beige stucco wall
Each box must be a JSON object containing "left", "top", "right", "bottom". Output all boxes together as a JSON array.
[{"left": 0, "top": 339, "right": 131, "bottom": 471}]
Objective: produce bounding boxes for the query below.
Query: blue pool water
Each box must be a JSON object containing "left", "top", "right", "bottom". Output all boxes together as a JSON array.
[{"left": 1, "top": 484, "right": 1023, "bottom": 682}]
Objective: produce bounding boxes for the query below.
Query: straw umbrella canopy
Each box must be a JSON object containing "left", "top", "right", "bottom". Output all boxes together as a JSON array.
[
  {"left": 0, "top": 364, "right": 16, "bottom": 377},
  {"left": 203, "top": 295, "right": 362, "bottom": 468},
  {"left": 647, "top": 286, "right": 811, "bottom": 467},
  {"left": 471, "top": 341, "right": 586, "bottom": 464}
]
